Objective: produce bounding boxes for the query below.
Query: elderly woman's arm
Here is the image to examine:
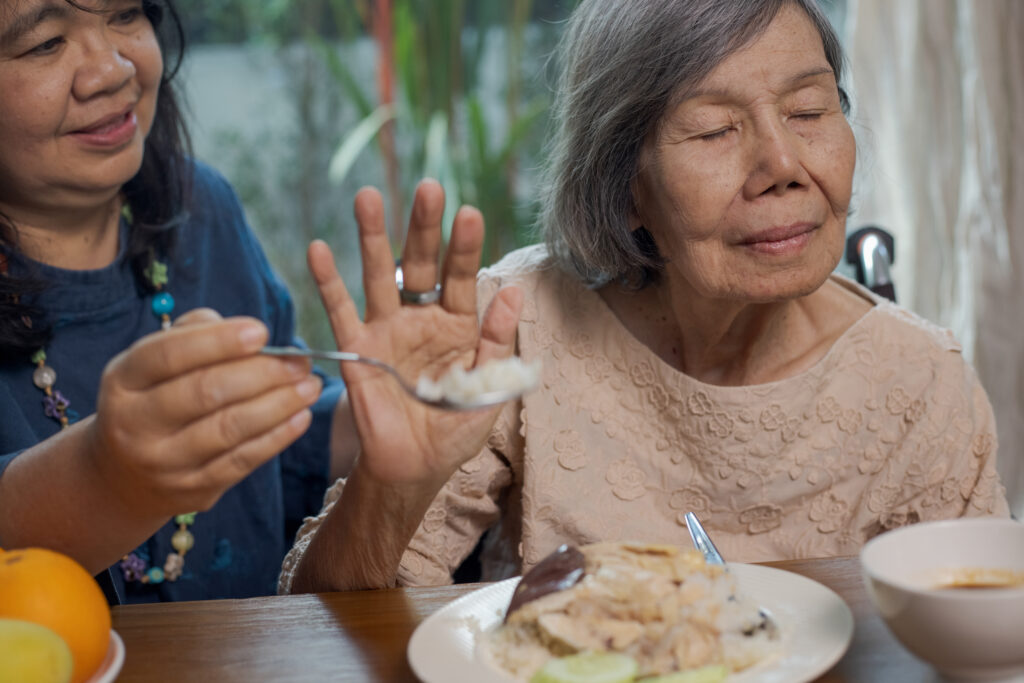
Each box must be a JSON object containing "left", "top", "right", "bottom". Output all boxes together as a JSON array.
[
  {"left": 957, "top": 368, "right": 1009, "bottom": 517},
  {"left": 285, "top": 181, "right": 522, "bottom": 592},
  {"left": 279, "top": 436, "right": 514, "bottom": 592}
]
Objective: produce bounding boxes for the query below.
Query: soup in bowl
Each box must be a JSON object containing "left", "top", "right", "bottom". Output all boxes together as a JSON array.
[{"left": 860, "top": 517, "right": 1024, "bottom": 681}]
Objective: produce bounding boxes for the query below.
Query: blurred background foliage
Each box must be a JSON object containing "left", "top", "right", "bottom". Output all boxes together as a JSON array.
[
  {"left": 177, "top": 0, "right": 843, "bottom": 351},
  {"left": 177, "top": 0, "right": 578, "bottom": 351}
]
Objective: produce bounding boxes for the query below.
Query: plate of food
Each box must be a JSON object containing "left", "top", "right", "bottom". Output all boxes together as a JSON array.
[{"left": 408, "top": 543, "right": 853, "bottom": 682}]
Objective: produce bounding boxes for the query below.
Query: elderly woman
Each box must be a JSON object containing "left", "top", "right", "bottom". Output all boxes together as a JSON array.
[{"left": 281, "top": 0, "right": 1008, "bottom": 593}]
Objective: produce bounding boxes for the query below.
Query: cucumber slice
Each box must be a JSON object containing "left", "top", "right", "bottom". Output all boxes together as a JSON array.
[
  {"left": 530, "top": 652, "right": 640, "bottom": 683},
  {"left": 638, "top": 665, "right": 729, "bottom": 683}
]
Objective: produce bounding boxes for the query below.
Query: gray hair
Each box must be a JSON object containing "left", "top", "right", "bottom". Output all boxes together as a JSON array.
[{"left": 539, "top": 0, "right": 849, "bottom": 287}]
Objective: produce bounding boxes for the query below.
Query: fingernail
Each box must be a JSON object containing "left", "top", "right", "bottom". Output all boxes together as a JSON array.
[
  {"left": 296, "top": 376, "right": 321, "bottom": 400},
  {"left": 238, "top": 323, "right": 265, "bottom": 349}
]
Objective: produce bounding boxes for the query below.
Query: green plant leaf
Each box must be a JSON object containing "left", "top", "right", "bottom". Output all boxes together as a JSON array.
[
  {"left": 308, "top": 35, "right": 374, "bottom": 117},
  {"left": 327, "top": 104, "right": 397, "bottom": 185},
  {"left": 422, "top": 111, "right": 461, "bottom": 240}
]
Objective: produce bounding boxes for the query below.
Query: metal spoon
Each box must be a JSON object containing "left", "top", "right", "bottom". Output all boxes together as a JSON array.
[
  {"left": 261, "top": 346, "right": 529, "bottom": 411},
  {"left": 684, "top": 512, "right": 779, "bottom": 637}
]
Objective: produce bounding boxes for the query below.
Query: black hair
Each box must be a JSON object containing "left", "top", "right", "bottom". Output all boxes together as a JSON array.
[{"left": 0, "top": 0, "right": 192, "bottom": 359}]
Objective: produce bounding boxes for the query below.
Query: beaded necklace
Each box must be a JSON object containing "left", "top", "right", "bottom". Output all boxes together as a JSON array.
[{"left": 12, "top": 204, "right": 197, "bottom": 586}]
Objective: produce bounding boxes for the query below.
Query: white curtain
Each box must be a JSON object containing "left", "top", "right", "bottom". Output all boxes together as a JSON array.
[{"left": 845, "top": 0, "right": 1024, "bottom": 517}]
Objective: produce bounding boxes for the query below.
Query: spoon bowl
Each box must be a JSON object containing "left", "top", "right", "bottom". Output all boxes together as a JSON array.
[{"left": 261, "top": 346, "right": 536, "bottom": 411}]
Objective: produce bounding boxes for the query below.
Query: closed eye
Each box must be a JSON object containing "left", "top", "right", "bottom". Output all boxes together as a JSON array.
[
  {"left": 111, "top": 8, "right": 145, "bottom": 26},
  {"left": 699, "top": 127, "right": 733, "bottom": 142},
  {"left": 26, "top": 36, "right": 63, "bottom": 56},
  {"left": 791, "top": 111, "right": 824, "bottom": 121}
]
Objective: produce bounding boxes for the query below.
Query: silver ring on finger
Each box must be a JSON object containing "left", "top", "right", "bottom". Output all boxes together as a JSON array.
[
  {"left": 399, "top": 284, "right": 441, "bottom": 305},
  {"left": 395, "top": 264, "right": 441, "bottom": 305}
]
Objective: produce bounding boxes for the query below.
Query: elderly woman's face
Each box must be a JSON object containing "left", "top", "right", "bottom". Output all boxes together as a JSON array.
[
  {"left": 0, "top": 0, "right": 162, "bottom": 210},
  {"left": 633, "top": 4, "right": 856, "bottom": 303}
]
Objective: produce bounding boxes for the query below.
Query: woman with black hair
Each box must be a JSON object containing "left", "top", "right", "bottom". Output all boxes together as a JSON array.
[{"left": 0, "top": 0, "right": 397, "bottom": 602}]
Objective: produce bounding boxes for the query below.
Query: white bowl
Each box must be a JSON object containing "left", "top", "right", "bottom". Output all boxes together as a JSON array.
[{"left": 860, "top": 518, "right": 1024, "bottom": 682}]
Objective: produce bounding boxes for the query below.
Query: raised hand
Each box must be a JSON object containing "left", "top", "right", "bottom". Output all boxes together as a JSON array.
[
  {"left": 307, "top": 179, "right": 522, "bottom": 488},
  {"left": 86, "top": 308, "right": 323, "bottom": 516}
]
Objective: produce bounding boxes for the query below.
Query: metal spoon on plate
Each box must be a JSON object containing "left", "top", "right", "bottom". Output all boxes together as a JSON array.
[{"left": 684, "top": 511, "right": 779, "bottom": 637}]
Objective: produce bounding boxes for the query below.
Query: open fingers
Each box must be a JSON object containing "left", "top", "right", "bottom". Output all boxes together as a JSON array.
[
  {"left": 440, "top": 205, "right": 486, "bottom": 316},
  {"left": 400, "top": 179, "right": 444, "bottom": 296},
  {"left": 354, "top": 187, "right": 401, "bottom": 319},
  {"left": 112, "top": 316, "right": 268, "bottom": 390},
  {"left": 308, "top": 240, "right": 363, "bottom": 350}
]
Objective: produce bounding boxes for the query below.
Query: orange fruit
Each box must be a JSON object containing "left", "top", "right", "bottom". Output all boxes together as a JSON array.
[{"left": 0, "top": 548, "right": 110, "bottom": 683}]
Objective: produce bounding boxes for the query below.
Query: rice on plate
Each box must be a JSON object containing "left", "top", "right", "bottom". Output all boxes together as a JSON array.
[{"left": 481, "top": 542, "right": 782, "bottom": 681}]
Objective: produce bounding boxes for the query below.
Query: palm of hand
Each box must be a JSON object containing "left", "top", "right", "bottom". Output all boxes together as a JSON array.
[
  {"left": 308, "top": 181, "right": 522, "bottom": 490},
  {"left": 342, "top": 305, "right": 502, "bottom": 485}
]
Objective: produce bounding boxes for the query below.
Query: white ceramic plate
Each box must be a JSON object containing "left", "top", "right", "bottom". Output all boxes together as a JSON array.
[
  {"left": 408, "top": 564, "right": 853, "bottom": 683},
  {"left": 85, "top": 630, "right": 125, "bottom": 683}
]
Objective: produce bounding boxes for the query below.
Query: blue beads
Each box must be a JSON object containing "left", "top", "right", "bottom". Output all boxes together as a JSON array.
[
  {"left": 146, "top": 567, "right": 165, "bottom": 584},
  {"left": 152, "top": 292, "right": 175, "bottom": 316}
]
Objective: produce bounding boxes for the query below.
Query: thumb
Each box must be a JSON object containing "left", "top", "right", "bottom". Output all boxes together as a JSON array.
[
  {"left": 474, "top": 285, "right": 523, "bottom": 367},
  {"left": 172, "top": 307, "right": 224, "bottom": 327}
]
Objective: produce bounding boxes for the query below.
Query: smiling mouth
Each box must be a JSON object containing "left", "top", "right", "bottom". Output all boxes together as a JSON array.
[
  {"left": 738, "top": 224, "right": 819, "bottom": 255},
  {"left": 739, "top": 224, "right": 818, "bottom": 246},
  {"left": 74, "top": 111, "right": 132, "bottom": 135}
]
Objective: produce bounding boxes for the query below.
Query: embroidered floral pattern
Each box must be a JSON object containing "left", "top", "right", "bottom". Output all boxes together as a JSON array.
[
  {"left": 858, "top": 444, "right": 887, "bottom": 475},
  {"left": 759, "top": 404, "right": 786, "bottom": 431},
  {"left": 837, "top": 408, "right": 863, "bottom": 434},
  {"left": 707, "top": 411, "right": 734, "bottom": 438},
  {"left": 905, "top": 400, "right": 925, "bottom": 424},
  {"left": 567, "top": 331, "right": 594, "bottom": 359},
  {"left": 606, "top": 457, "right": 647, "bottom": 501},
  {"left": 973, "top": 433, "right": 994, "bottom": 458},
  {"left": 886, "top": 386, "right": 912, "bottom": 415},
  {"left": 460, "top": 456, "right": 483, "bottom": 474},
  {"left": 669, "top": 487, "right": 711, "bottom": 525},
  {"left": 278, "top": 255, "right": 1010, "bottom": 593},
  {"left": 781, "top": 417, "right": 802, "bottom": 443},
  {"left": 808, "top": 492, "right": 850, "bottom": 533},
  {"left": 629, "top": 361, "right": 656, "bottom": 387},
  {"left": 687, "top": 391, "right": 713, "bottom": 416},
  {"left": 422, "top": 506, "right": 447, "bottom": 533},
  {"left": 585, "top": 355, "right": 613, "bottom": 382},
  {"left": 738, "top": 505, "right": 783, "bottom": 534},
  {"left": 817, "top": 397, "right": 841, "bottom": 423},
  {"left": 868, "top": 484, "right": 902, "bottom": 513},
  {"left": 554, "top": 429, "right": 587, "bottom": 471},
  {"left": 646, "top": 384, "right": 670, "bottom": 412}
]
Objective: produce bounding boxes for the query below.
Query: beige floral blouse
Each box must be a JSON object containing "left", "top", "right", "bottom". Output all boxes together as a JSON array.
[{"left": 279, "top": 246, "right": 1009, "bottom": 592}]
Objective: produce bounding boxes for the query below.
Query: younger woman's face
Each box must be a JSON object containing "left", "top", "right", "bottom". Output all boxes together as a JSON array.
[{"left": 0, "top": 0, "right": 162, "bottom": 215}]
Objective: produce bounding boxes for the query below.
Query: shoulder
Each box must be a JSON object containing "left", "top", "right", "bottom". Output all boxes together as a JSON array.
[
  {"left": 863, "top": 303, "right": 964, "bottom": 358},
  {"left": 476, "top": 245, "right": 594, "bottom": 331},
  {"left": 478, "top": 244, "right": 584, "bottom": 298},
  {"left": 479, "top": 244, "right": 552, "bottom": 285},
  {"left": 188, "top": 159, "right": 241, "bottom": 209},
  {"left": 827, "top": 273, "right": 963, "bottom": 356},
  {"left": 177, "top": 159, "right": 259, "bottom": 253}
]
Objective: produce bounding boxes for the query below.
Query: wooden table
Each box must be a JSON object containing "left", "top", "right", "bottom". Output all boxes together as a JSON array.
[{"left": 111, "top": 555, "right": 942, "bottom": 682}]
